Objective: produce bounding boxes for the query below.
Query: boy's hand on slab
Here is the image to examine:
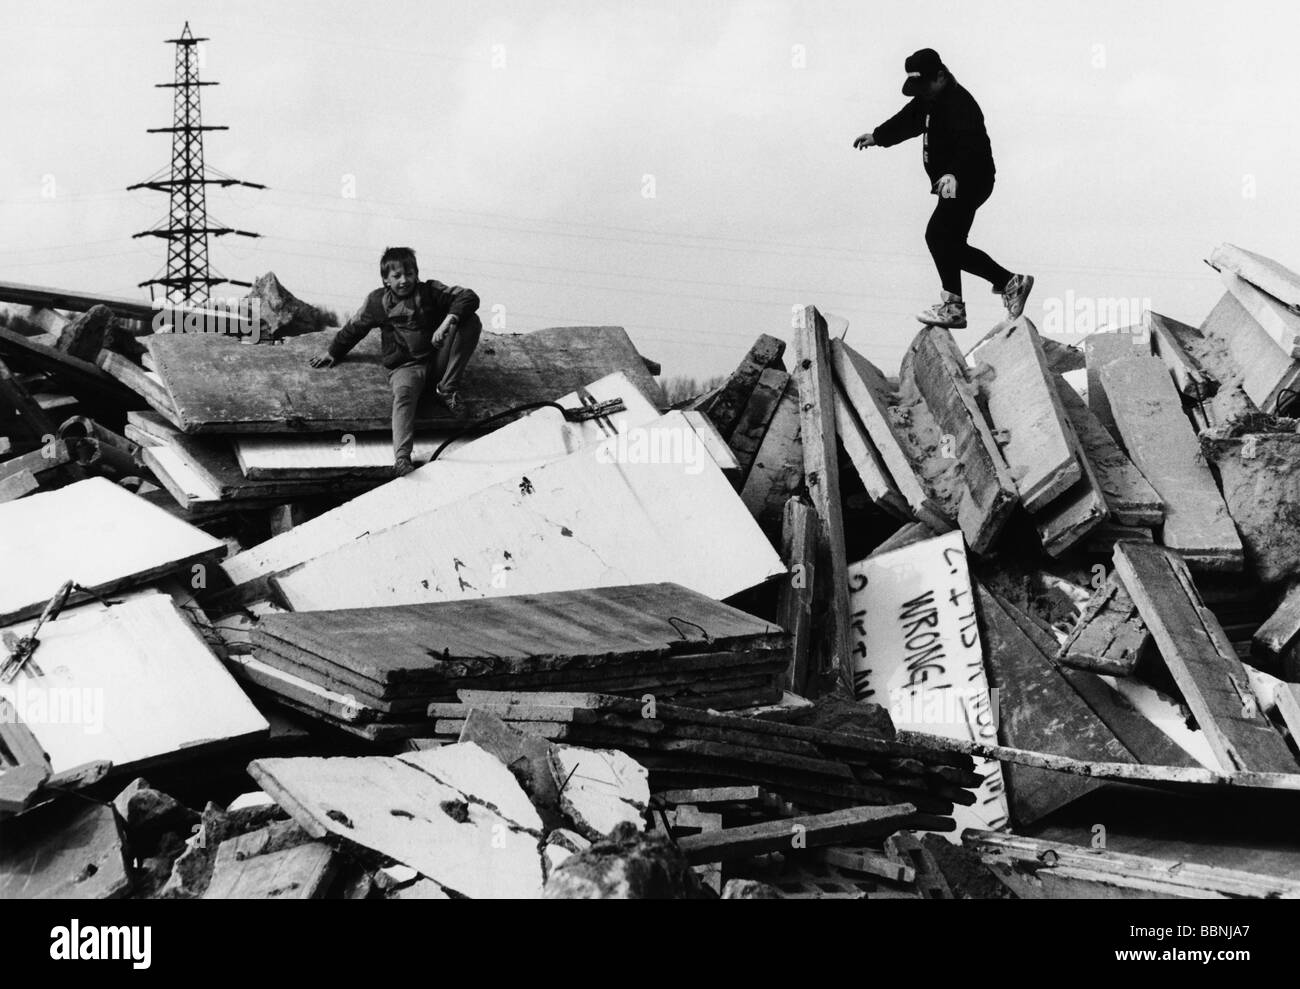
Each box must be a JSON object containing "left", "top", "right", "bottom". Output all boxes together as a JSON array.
[{"left": 309, "top": 352, "right": 336, "bottom": 368}]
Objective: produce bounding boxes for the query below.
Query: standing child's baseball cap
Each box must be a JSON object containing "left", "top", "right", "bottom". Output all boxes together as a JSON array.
[{"left": 902, "top": 48, "right": 945, "bottom": 95}]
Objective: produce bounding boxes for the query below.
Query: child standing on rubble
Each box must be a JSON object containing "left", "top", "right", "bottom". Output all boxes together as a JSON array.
[
  {"left": 854, "top": 48, "right": 1033, "bottom": 330},
  {"left": 309, "top": 247, "right": 481, "bottom": 477}
]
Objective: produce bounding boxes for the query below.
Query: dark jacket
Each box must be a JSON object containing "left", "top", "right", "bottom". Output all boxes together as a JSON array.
[
  {"left": 328, "top": 279, "right": 481, "bottom": 369},
  {"left": 872, "top": 76, "right": 995, "bottom": 188}
]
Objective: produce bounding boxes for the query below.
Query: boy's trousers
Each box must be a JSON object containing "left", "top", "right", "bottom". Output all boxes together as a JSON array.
[
  {"left": 924, "top": 176, "right": 1012, "bottom": 298},
  {"left": 387, "top": 315, "right": 482, "bottom": 464}
]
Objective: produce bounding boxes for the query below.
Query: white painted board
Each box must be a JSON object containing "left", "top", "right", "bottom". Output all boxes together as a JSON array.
[
  {"left": 273, "top": 410, "right": 787, "bottom": 611},
  {"left": 847, "top": 530, "right": 1010, "bottom": 834},
  {"left": 222, "top": 372, "right": 664, "bottom": 587}
]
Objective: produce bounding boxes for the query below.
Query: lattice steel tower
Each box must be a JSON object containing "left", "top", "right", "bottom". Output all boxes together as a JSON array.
[{"left": 129, "top": 22, "right": 264, "bottom": 306}]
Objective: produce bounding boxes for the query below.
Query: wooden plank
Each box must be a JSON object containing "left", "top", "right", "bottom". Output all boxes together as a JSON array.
[
  {"left": 1113, "top": 541, "right": 1297, "bottom": 773},
  {"left": 675, "top": 803, "right": 919, "bottom": 864},
  {"left": 1, "top": 591, "right": 268, "bottom": 774},
  {"left": 1058, "top": 572, "right": 1151, "bottom": 676},
  {"left": 1201, "top": 281, "right": 1300, "bottom": 412},
  {"left": 1083, "top": 330, "right": 1145, "bottom": 441},
  {"left": 221, "top": 372, "right": 662, "bottom": 588},
  {"left": 739, "top": 375, "right": 802, "bottom": 533},
  {"left": 1101, "top": 357, "right": 1243, "bottom": 569},
  {"left": 1253, "top": 580, "right": 1300, "bottom": 670},
  {"left": 694, "top": 334, "right": 785, "bottom": 439},
  {"left": 831, "top": 339, "right": 938, "bottom": 523},
  {"left": 793, "top": 307, "right": 851, "bottom": 686},
  {"left": 272, "top": 412, "right": 785, "bottom": 612},
  {"left": 248, "top": 753, "right": 544, "bottom": 898},
  {"left": 0, "top": 477, "right": 225, "bottom": 625},
  {"left": 0, "top": 468, "right": 39, "bottom": 502},
  {"left": 727, "top": 368, "right": 788, "bottom": 481},
  {"left": 130, "top": 411, "right": 373, "bottom": 506},
  {"left": 902, "top": 326, "right": 1018, "bottom": 553},
  {"left": 146, "top": 325, "right": 666, "bottom": 434},
  {"left": 965, "top": 829, "right": 1300, "bottom": 899},
  {"left": 0, "top": 327, "right": 134, "bottom": 404},
  {"left": 970, "top": 317, "right": 1080, "bottom": 511},
  {"left": 846, "top": 531, "right": 1009, "bottom": 832},
  {"left": 976, "top": 584, "right": 1132, "bottom": 826},
  {"left": 1033, "top": 409, "right": 1110, "bottom": 557},
  {"left": 776, "top": 496, "right": 816, "bottom": 694},
  {"left": 1210, "top": 243, "right": 1300, "bottom": 314},
  {"left": 1145, "top": 310, "right": 1218, "bottom": 400},
  {"left": 0, "top": 357, "right": 57, "bottom": 441},
  {"left": 254, "top": 583, "right": 783, "bottom": 686},
  {"left": 97, "top": 349, "right": 179, "bottom": 421},
  {"left": 833, "top": 386, "right": 910, "bottom": 519},
  {"left": 0, "top": 801, "right": 131, "bottom": 899}
]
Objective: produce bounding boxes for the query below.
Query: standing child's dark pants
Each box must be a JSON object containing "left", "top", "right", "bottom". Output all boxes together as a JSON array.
[
  {"left": 924, "top": 176, "right": 1013, "bottom": 299},
  {"left": 387, "top": 314, "right": 482, "bottom": 464}
]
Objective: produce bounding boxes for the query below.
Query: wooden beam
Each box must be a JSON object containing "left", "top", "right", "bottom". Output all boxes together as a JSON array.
[
  {"left": 727, "top": 367, "right": 788, "bottom": 482},
  {"left": 0, "top": 277, "right": 158, "bottom": 322},
  {"left": 739, "top": 376, "right": 806, "bottom": 535},
  {"left": 1253, "top": 580, "right": 1300, "bottom": 673},
  {"left": 776, "top": 496, "right": 817, "bottom": 694},
  {"left": 0, "top": 357, "right": 57, "bottom": 441},
  {"left": 1058, "top": 572, "right": 1151, "bottom": 676},
  {"left": 976, "top": 584, "right": 1132, "bottom": 826},
  {"left": 792, "top": 306, "right": 852, "bottom": 686},
  {"left": 694, "top": 334, "right": 785, "bottom": 439},
  {"left": 1101, "top": 357, "right": 1243, "bottom": 569},
  {"left": 1113, "top": 541, "right": 1297, "bottom": 774},
  {"left": 1053, "top": 374, "right": 1163, "bottom": 526},
  {"left": 901, "top": 326, "right": 1018, "bottom": 554},
  {"left": 831, "top": 339, "right": 941, "bottom": 525},
  {"left": 0, "top": 326, "right": 136, "bottom": 404},
  {"left": 965, "top": 829, "right": 1300, "bottom": 899},
  {"left": 832, "top": 385, "right": 910, "bottom": 520},
  {"left": 97, "top": 350, "right": 180, "bottom": 423},
  {"left": 675, "top": 803, "right": 920, "bottom": 864},
  {"left": 970, "top": 317, "right": 1080, "bottom": 512}
]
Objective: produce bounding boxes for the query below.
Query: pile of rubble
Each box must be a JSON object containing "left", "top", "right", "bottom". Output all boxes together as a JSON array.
[{"left": 5, "top": 244, "right": 1300, "bottom": 899}]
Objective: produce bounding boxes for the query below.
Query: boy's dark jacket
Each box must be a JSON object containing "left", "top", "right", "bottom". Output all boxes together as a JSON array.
[
  {"left": 872, "top": 76, "right": 996, "bottom": 188},
  {"left": 328, "top": 280, "right": 480, "bottom": 369}
]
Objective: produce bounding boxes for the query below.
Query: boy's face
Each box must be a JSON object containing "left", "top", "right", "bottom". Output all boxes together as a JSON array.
[{"left": 383, "top": 262, "right": 418, "bottom": 297}]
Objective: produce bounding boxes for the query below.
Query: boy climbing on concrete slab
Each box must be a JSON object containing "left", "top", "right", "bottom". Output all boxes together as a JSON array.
[
  {"left": 854, "top": 48, "right": 1033, "bottom": 330},
  {"left": 310, "top": 247, "right": 481, "bottom": 477}
]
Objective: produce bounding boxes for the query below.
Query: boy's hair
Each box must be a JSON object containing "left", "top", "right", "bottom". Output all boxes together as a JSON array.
[{"left": 380, "top": 246, "right": 418, "bottom": 279}]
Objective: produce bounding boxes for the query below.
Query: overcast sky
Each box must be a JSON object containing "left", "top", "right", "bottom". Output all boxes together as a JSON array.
[{"left": 2, "top": 0, "right": 1297, "bottom": 378}]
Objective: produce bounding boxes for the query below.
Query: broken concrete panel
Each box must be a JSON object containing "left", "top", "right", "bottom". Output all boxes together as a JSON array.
[
  {"left": 833, "top": 386, "right": 910, "bottom": 519},
  {"left": 1100, "top": 357, "right": 1243, "bottom": 570},
  {"left": 549, "top": 745, "right": 649, "bottom": 840},
  {"left": 970, "top": 317, "right": 1080, "bottom": 512},
  {"left": 1201, "top": 431, "right": 1300, "bottom": 583},
  {"left": 222, "top": 372, "right": 663, "bottom": 589},
  {"left": 694, "top": 334, "right": 785, "bottom": 439},
  {"left": 1211, "top": 243, "right": 1300, "bottom": 314},
  {"left": 271, "top": 412, "right": 786, "bottom": 612},
  {"left": 1221, "top": 267, "right": 1300, "bottom": 358},
  {"left": 1083, "top": 329, "right": 1146, "bottom": 441},
  {"left": 1058, "top": 573, "right": 1151, "bottom": 676},
  {"left": 1201, "top": 279, "right": 1300, "bottom": 412},
  {"left": 249, "top": 754, "right": 545, "bottom": 899},
  {"left": 399, "top": 741, "right": 543, "bottom": 835},
  {"left": 739, "top": 375, "right": 803, "bottom": 533},
  {"left": 1053, "top": 374, "right": 1162, "bottom": 526},
  {"left": 1146, "top": 310, "right": 1218, "bottom": 400}
]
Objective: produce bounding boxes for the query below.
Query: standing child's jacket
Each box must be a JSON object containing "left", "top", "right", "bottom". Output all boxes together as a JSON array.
[
  {"left": 328, "top": 280, "right": 480, "bottom": 369},
  {"left": 872, "top": 76, "right": 996, "bottom": 190}
]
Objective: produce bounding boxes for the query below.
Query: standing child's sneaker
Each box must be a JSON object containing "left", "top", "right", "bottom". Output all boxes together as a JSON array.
[
  {"left": 436, "top": 387, "right": 466, "bottom": 417},
  {"left": 999, "top": 273, "right": 1034, "bottom": 319},
  {"left": 916, "top": 294, "right": 967, "bottom": 329}
]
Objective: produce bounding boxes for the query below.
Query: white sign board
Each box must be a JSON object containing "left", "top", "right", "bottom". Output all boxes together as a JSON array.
[{"left": 848, "top": 530, "right": 1009, "bottom": 834}]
